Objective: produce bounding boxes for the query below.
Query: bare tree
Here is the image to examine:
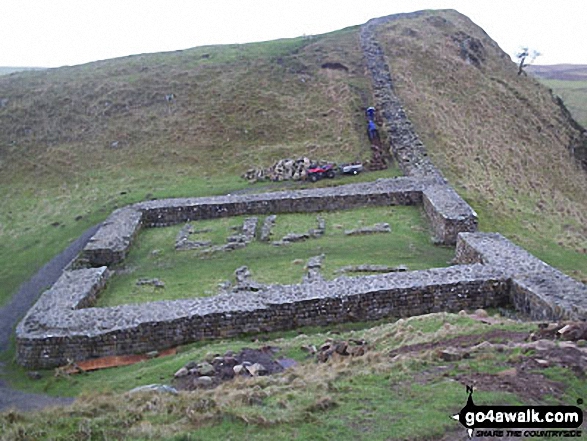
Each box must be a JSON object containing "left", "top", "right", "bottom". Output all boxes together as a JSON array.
[{"left": 516, "top": 47, "right": 542, "bottom": 76}]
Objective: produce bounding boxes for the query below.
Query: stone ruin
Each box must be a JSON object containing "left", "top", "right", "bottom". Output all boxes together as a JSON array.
[{"left": 14, "top": 13, "right": 587, "bottom": 368}]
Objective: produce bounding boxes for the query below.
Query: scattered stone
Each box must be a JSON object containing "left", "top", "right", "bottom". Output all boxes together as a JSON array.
[
  {"left": 136, "top": 278, "right": 165, "bottom": 288},
  {"left": 128, "top": 384, "right": 178, "bottom": 395},
  {"left": 260, "top": 215, "right": 277, "bottom": 242},
  {"left": 316, "top": 338, "right": 367, "bottom": 363},
  {"left": 246, "top": 363, "right": 268, "bottom": 376},
  {"left": 233, "top": 365, "right": 245, "bottom": 375},
  {"left": 344, "top": 223, "right": 391, "bottom": 236}
]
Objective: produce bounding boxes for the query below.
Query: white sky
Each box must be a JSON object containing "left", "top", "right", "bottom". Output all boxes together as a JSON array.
[{"left": 0, "top": 0, "right": 585, "bottom": 68}]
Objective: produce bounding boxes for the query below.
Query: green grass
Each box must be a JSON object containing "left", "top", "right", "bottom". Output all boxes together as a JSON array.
[
  {"left": 538, "top": 79, "right": 587, "bottom": 127},
  {"left": 97, "top": 205, "right": 453, "bottom": 306},
  {"left": 0, "top": 313, "right": 558, "bottom": 441}
]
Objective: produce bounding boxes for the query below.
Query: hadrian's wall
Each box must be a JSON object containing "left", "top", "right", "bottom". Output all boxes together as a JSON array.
[{"left": 14, "top": 14, "right": 587, "bottom": 368}]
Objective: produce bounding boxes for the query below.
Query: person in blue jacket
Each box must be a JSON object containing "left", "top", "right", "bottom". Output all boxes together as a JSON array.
[
  {"left": 366, "top": 106, "right": 376, "bottom": 121},
  {"left": 368, "top": 119, "right": 379, "bottom": 142}
]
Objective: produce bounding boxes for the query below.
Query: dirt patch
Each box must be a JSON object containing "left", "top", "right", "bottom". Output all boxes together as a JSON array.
[{"left": 455, "top": 370, "right": 566, "bottom": 403}]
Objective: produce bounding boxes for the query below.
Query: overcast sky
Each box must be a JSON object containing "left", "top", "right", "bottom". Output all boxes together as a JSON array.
[{"left": 1, "top": 0, "right": 584, "bottom": 68}]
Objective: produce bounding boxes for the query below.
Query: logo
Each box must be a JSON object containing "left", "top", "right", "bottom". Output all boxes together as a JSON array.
[{"left": 452, "top": 385, "right": 583, "bottom": 438}]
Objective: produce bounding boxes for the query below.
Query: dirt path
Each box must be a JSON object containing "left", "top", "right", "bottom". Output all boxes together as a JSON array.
[{"left": 0, "top": 223, "right": 100, "bottom": 412}]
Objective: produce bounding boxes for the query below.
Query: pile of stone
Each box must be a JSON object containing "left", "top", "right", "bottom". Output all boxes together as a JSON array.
[
  {"left": 272, "top": 216, "right": 325, "bottom": 246},
  {"left": 369, "top": 144, "right": 388, "bottom": 171},
  {"left": 136, "top": 278, "right": 165, "bottom": 289},
  {"left": 260, "top": 215, "right": 277, "bottom": 242},
  {"left": 173, "top": 347, "right": 292, "bottom": 390},
  {"left": 304, "top": 254, "right": 325, "bottom": 283},
  {"left": 226, "top": 217, "right": 258, "bottom": 244},
  {"left": 302, "top": 338, "right": 368, "bottom": 363},
  {"left": 242, "top": 157, "right": 328, "bottom": 183},
  {"left": 199, "top": 217, "right": 258, "bottom": 255},
  {"left": 344, "top": 222, "right": 391, "bottom": 236},
  {"left": 232, "top": 266, "right": 264, "bottom": 292},
  {"left": 175, "top": 223, "right": 212, "bottom": 250},
  {"left": 335, "top": 264, "right": 408, "bottom": 274}
]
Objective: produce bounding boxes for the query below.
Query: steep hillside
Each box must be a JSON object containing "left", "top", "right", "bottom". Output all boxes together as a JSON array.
[
  {"left": 374, "top": 10, "right": 587, "bottom": 280},
  {"left": 0, "top": 28, "right": 375, "bottom": 303}
]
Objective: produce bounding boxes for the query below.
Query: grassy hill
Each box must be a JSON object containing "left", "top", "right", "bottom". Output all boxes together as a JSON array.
[
  {"left": 374, "top": 11, "right": 587, "bottom": 281},
  {"left": 0, "top": 28, "right": 376, "bottom": 305},
  {"left": 1, "top": 9, "right": 587, "bottom": 440}
]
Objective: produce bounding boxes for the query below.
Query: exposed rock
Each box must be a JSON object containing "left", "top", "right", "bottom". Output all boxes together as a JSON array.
[
  {"left": 260, "top": 215, "right": 277, "bottom": 242},
  {"left": 128, "top": 384, "right": 178, "bottom": 395},
  {"left": 439, "top": 348, "right": 462, "bottom": 362},
  {"left": 174, "top": 367, "right": 189, "bottom": 378},
  {"left": 196, "top": 361, "right": 215, "bottom": 377},
  {"left": 136, "top": 278, "right": 165, "bottom": 288},
  {"left": 344, "top": 223, "right": 391, "bottom": 236},
  {"left": 194, "top": 376, "right": 213, "bottom": 387},
  {"left": 246, "top": 362, "right": 268, "bottom": 376}
]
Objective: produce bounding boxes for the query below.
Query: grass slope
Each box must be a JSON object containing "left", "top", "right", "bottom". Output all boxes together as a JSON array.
[
  {"left": 2, "top": 313, "right": 580, "bottom": 440},
  {"left": 0, "top": 27, "right": 376, "bottom": 306},
  {"left": 375, "top": 10, "right": 587, "bottom": 281}
]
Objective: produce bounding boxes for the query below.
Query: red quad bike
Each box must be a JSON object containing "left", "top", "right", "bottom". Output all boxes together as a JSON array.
[{"left": 307, "top": 163, "right": 336, "bottom": 182}]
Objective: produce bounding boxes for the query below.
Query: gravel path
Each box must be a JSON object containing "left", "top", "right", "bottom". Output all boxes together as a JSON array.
[{"left": 0, "top": 223, "right": 100, "bottom": 412}]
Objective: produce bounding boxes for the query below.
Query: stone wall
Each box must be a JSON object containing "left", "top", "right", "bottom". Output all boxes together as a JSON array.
[
  {"left": 455, "top": 233, "right": 587, "bottom": 321},
  {"left": 16, "top": 262, "right": 509, "bottom": 368},
  {"left": 14, "top": 14, "right": 587, "bottom": 369}
]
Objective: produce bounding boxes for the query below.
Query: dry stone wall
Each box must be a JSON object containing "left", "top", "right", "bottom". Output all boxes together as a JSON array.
[
  {"left": 17, "top": 262, "right": 509, "bottom": 368},
  {"left": 14, "top": 14, "right": 587, "bottom": 368}
]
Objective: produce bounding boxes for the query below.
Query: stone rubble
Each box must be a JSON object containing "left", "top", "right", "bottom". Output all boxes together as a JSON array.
[
  {"left": 175, "top": 223, "right": 212, "bottom": 250},
  {"left": 336, "top": 264, "right": 408, "bottom": 274},
  {"left": 344, "top": 222, "right": 391, "bottom": 236}
]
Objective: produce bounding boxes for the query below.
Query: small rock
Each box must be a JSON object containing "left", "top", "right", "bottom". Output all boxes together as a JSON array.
[
  {"left": 146, "top": 351, "right": 159, "bottom": 359},
  {"left": 233, "top": 365, "right": 245, "bottom": 375},
  {"left": 184, "top": 361, "right": 198, "bottom": 370},
  {"left": 197, "top": 362, "right": 216, "bottom": 376},
  {"left": 27, "top": 371, "right": 42, "bottom": 380},
  {"left": 334, "top": 341, "right": 349, "bottom": 356},
  {"left": 474, "top": 309, "right": 488, "bottom": 318},
  {"left": 174, "top": 367, "right": 189, "bottom": 378},
  {"left": 194, "top": 376, "right": 213, "bottom": 387},
  {"left": 439, "top": 348, "right": 462, "bottom": 362},
  {"left": 534, "top": 359, "right": 550, "bottom": 367},
  {"left": 246, "top": 363, "right": 268, "bottom": 376}
]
